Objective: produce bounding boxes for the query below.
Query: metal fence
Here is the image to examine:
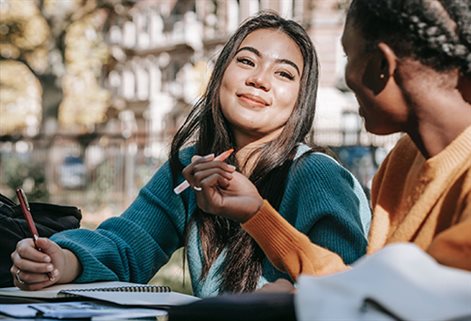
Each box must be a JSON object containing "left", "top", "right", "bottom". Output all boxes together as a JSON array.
[
  {"left": 0, "top": 128, "right": 401, "bottom": 224},
  {"left": 0, "top": 133, "right": 167, "bottom": 226}
]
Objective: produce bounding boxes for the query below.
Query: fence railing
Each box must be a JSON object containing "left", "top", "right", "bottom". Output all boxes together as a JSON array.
[
  {"left": 0, "top": 133, "right": 167, "bottom": 227},
  {"left": 0, "top": 128, "right": 400, "bottom": 225}
]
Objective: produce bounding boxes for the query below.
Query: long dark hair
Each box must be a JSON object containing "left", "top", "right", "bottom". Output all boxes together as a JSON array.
[
  {"left": 347, "top": 0, "right": 471, "bottom": 76},
  {"left": 169, "top": 12, "right": 319, "bottom": 293}
]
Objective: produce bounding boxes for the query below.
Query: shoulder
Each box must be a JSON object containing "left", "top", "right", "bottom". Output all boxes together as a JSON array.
[
  {"left": 285, "top": 150, "right": 366, "bottom": 203},
  {"left": 176, "top": 145, "right": 197, "bottom": 166},
  {"left": 281, "top": 150, "right": 371, "bottom": 234},
  {"left": 291, "top": 151, "right": 351, "bottom": 181},
  {"left": 288, "top": 149, "right": 368, "bottom": 199}
]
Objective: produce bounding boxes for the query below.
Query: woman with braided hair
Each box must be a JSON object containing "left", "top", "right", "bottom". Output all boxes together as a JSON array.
[{"left": 184, "top": 0, "right": 471, "bottom": 284}]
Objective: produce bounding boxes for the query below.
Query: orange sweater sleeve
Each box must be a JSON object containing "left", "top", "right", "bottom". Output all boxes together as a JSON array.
[
  {"left": 427, "top": 208, "right": 471, "bottom": 270},
  {"left": 242, "top": 200, "right": 349, "bottom": 280}
]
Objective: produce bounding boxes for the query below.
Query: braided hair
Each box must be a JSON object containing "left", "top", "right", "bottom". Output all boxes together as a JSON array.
[{"left": 347, "top": 0, "right": 471, "bottom": 76}]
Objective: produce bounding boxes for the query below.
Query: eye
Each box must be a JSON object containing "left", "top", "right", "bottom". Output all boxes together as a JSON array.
[
  {"left": 277, "top": 70, "right": 295, "bottom": 80},
  {"left": 236, "top": 57, "right": 255, "bottom": 67}
]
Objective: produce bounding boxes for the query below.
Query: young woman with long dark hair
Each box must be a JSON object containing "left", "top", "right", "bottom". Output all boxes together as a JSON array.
[{"left": 10, "top": 12, "right": 371, "bottom": 296}]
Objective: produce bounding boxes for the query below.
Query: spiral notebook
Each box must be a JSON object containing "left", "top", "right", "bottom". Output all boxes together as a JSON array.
[{"left": 0, "top": 281, "right": 199, "bottom": 307}]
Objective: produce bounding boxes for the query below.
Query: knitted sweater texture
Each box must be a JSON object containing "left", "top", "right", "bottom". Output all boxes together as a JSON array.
[
  {"left": 243, "top": 126, "right": 471, "bottom": 277},
  {"left": 51, "top": 147, "right": 371, "bottom": 297}
]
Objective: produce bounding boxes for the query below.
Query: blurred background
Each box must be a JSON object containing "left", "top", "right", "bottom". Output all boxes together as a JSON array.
[{"left": 0, "top": 0, "right": 400, "bottom": 294}]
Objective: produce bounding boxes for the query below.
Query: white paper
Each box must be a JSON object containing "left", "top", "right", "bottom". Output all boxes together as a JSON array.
[
  {"left": 0, "top": 303, "right": 38, "bottom": 318},
  {"left": 29, "top": 301, "right": 166, "bottom": 319},
  {"left": 0, "top": 281, "right": 138, "bottom": 299},
  {"left": 295, "top": 243, "right": 471, "bottom": 321},
  {"left": 62, "top": 289, "right": 199, "bottom": 306}
]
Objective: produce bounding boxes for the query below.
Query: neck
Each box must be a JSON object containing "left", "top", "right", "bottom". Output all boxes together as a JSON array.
[
  {"left": 234, "top": 128, "right": 284, "bottom": 175},
  {"left": 407, "top": 89, "right": 471, "bottom": 159}
]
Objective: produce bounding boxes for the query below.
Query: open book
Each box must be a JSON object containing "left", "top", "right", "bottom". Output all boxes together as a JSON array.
[{"left": 0, "top": 281, "right": 199, "bottom": 307}]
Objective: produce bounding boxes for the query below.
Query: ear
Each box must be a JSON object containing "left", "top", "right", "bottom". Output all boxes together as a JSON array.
[
  {"left": 457, "top": 74, "right": 471, "bottom": 104},
  {"left": 361, "top": 42, "right": 397, "bottom": 95},
  {"left": 377, "top": 42, "right": 398, "bottom": 77}
]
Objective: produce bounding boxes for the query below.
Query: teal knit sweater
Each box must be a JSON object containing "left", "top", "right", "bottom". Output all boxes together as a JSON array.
[{"left": 51, "top": 147, "right": 371, "bottom": 297}]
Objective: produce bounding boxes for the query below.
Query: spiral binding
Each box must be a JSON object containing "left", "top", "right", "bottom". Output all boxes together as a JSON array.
[
  {"left": 70, "top": 285, "right": 170, "bottom": 293},
  {"left": 59, "top": 285, "right": 171, "bottom": 297}
]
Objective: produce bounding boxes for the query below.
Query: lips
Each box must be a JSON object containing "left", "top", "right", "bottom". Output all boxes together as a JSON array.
[{"left": 236, "top": 93, "right": 269, "bottom": 107}]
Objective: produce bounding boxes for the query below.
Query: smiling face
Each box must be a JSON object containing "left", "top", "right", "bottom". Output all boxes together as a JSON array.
[
  {"left": 219, "top": 28, "right": 304, "bottom": 147},
  {"left": 341, "top": 19, "right": 409, "bottom": 135}
]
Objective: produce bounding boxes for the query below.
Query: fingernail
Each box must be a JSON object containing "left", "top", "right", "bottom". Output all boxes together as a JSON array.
[
  {"left": 203, "top": 153, "right": 214, "bottom": 159},
  {"left": 44, "top": 256, "right": 51, "bottom": 263},
  {"left": 46, "top": 264, "right": 53, "bottom": 271},
  {"left": 53, "top": 269, "right": 59, "bottom": 277},
  {"left": 228, "top": 165, "right": 236, "bottom": 170}
]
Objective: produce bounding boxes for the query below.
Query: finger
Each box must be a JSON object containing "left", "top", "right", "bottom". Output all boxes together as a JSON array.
[
  {"left": 194, "top": 168, "right": 233, "bottom": 186},
  {"left": 12, "top": 267, "right": 51, "bottom": 285},
  {"left": 15, "top": 275, "right": 57, "bottom": 291},
  {"left": 11, "top": 252, "right": 54, "bottom": 274},
  {"left": 191, "top": 163, "right": 235, "bottom": 190},
  {"left": 182, "top": 155, "right": 213, "bottom": 184},
  {"left": 191, "top": 155, "right": 202, "bottom": 163},
  {"left": 193, "top": 161, "right": 235, "bottom": 174},
  {"left": 191, "top": 154, "right": 214, "bottom": 164},
  {"left": 14, "top": 239, "right": 51, "bottom": 263},
  {"left": 200, "top": 173, "right": 231, "bottom": 191},
  {"left": 183, "top": 154, "right": 220, "bottom": 187}
]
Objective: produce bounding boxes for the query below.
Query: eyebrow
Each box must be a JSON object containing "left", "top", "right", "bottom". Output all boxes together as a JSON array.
[{"left": 236, "top": 46, "right": 301, "bottom": 76}]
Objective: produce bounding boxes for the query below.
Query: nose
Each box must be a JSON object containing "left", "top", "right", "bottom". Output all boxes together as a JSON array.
[{"left": 246, "top": 70, "right": 271, "bottom": 91}]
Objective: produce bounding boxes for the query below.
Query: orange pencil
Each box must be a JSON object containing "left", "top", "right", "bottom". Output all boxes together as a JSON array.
[{"left": 173, "top": 148, "right": 234, "bottom": 194}]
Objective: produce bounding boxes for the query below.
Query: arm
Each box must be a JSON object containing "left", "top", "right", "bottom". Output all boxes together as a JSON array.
[
  {"left": 10, "top": 154, "right": 194, "bottom": 290},
  {"left": 49, "top": 157, "right": 192, "bottom": 284},
  {"left": 188, "top": 152, "right": 371, "bottom": 280},
  {"left": 244, "top": 153, "right": 370, "bottom": 280},
  {"left": 427, "top": 198, "right": 471, "bottom": 270},
  {"left": 242, "top": 201, "right": 350, "bottom": 279}
]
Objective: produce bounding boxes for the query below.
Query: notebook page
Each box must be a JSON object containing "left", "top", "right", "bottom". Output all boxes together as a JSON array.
[
  {"left": 0, "top": 281, "right": 144, "bottom": 299},
  {"left": 60, "top": 290, "right": 200, "bottom": 307}
]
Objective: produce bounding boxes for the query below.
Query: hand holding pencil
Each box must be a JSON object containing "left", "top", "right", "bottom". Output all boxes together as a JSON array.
[{"left": 181, "top": 149, "right": 263, "bottom": 223}]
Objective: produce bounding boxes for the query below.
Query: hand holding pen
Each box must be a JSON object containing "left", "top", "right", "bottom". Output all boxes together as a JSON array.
[
  {"left": 10, "top": 188, "right": 80, "bottom": 290},
  {"left": 181, "top": 149, "right": 263, "bottom": 223},
  {"left": 15, "top": 188, "right": 54, "bottom": 282},
  {"left": 174, "top": 148, "right": 234, "bottom": 194}
]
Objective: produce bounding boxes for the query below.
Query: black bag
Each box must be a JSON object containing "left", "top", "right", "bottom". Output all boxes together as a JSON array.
[
  {"left": 168, "top": 292, "right": 296, "bottom": 321},
  {"left": 0, "top": 193, "right": 82, "bottom": 287}
]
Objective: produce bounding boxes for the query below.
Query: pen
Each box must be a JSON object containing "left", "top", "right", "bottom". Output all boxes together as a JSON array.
[
  {"left": 173, "top": 148, "right": 234, "bottom": 194},
  {"left": 16, "top": 188, "right": 53, "bottom": 280}
]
